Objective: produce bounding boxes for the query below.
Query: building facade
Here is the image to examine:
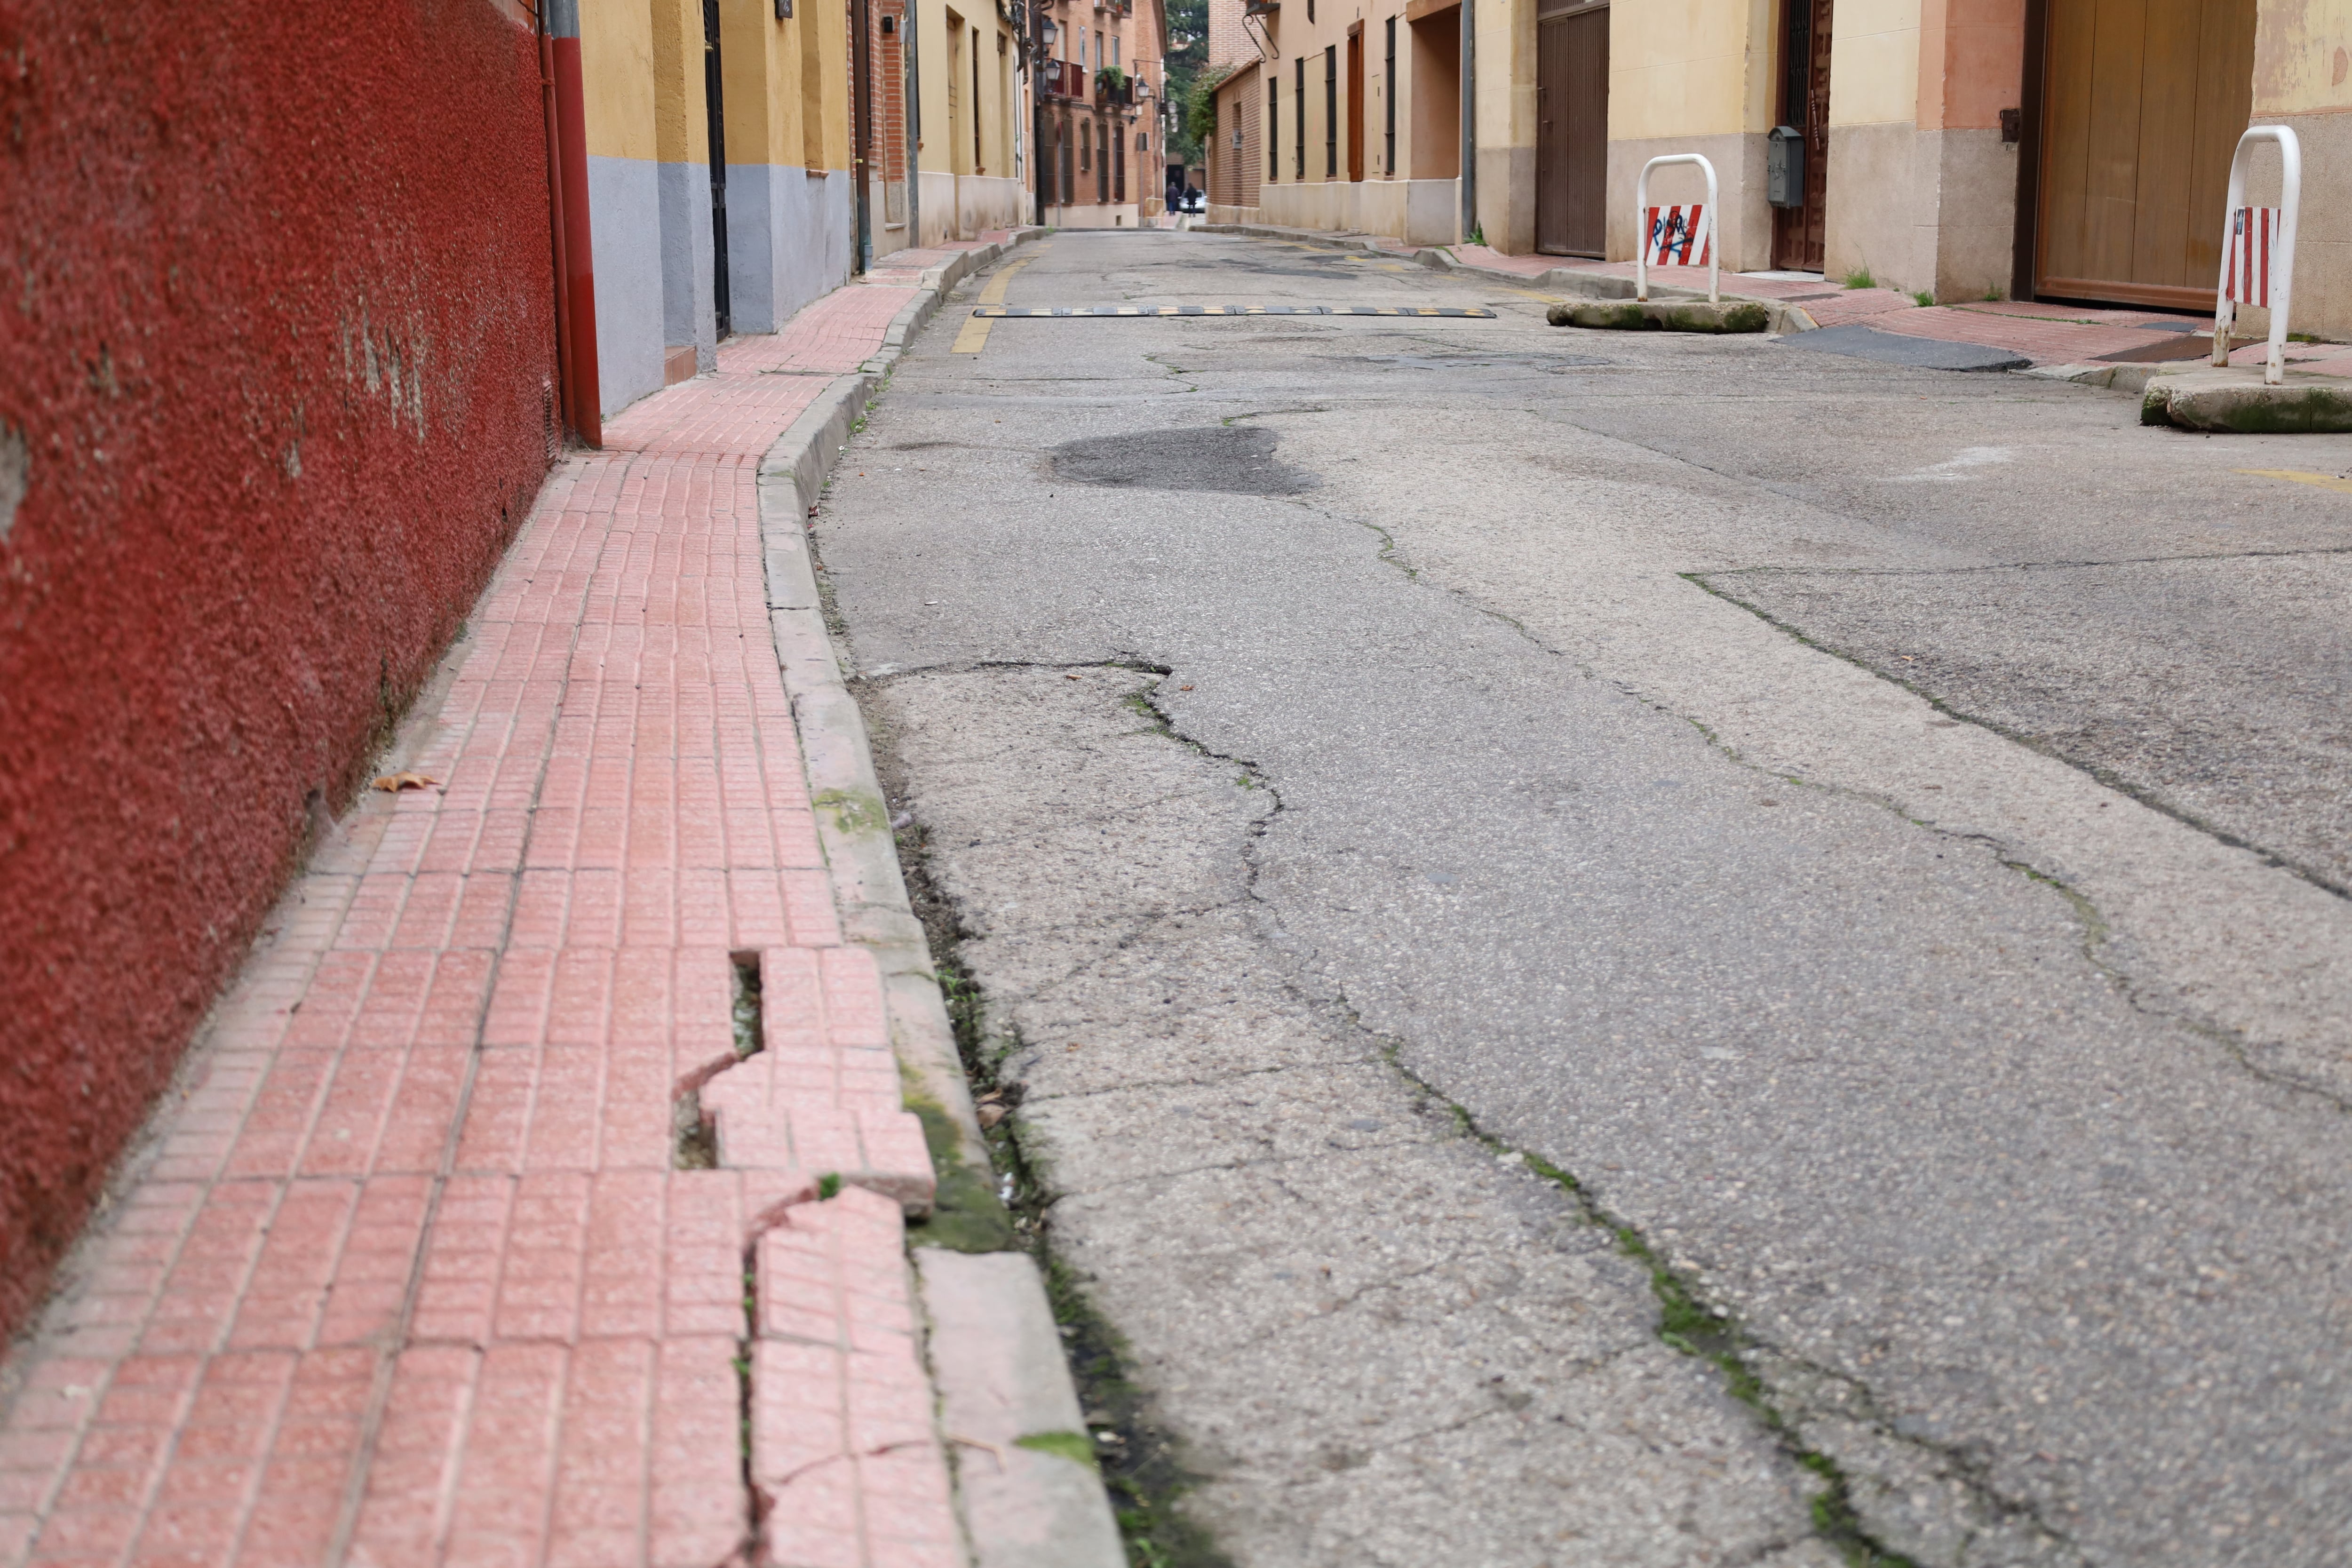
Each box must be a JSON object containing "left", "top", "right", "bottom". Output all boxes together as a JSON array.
[
  {"left": 1206, "top": 0, "right": 2352, "bottom": 333},
  {"left": 907, "top": 0, "right": 1033, "bottom": 244},
  {"left": 579, "top": 0, "right": 1033, "bottom": 417},
  {"left": 1039, "top": 0, "right": 1174, "bottom": 227}
]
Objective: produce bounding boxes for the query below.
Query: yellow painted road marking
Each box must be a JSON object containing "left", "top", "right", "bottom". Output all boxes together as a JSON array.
[
  {"left": 977, "top": 257, "right": 1034, "bottom": 305},
  {"left": 2238, "top": 469, "right": 2352, "bottom": 494},
  {"left": 951, "top": 313, "right": 993, "bottom": 353}
]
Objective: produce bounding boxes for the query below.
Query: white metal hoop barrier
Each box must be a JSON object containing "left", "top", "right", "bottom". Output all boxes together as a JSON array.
[
  {"left": 2211, "top": 126, "right": 2301, "bottom": 386},
  {"left": 1634, "top": 153, "right": 1720, "bottom": 305}
]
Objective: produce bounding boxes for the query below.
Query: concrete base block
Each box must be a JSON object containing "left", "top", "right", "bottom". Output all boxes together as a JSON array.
[
  {"left": 2141, "top": 366, "right": 2352, "bottom": 433},
  {"left": 1548, "top": 299, "right": 1770, "bottom": 333}
]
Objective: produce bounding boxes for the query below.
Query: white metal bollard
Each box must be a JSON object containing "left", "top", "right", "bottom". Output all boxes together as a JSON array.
[
  {"left": 2211, "top": 126, "right": 2301, "bottom": 387},
  {"left": 1634, "top": 154, "right": 1720, "bottom": 305}
]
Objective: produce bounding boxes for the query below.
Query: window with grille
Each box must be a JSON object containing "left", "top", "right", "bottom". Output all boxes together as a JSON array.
[
  {"left": 1323, "top": 47, "right": 1336, "bottom": 178},
  {"left": 1268, "top": 77, "right": 1279, "bottom": 181}
]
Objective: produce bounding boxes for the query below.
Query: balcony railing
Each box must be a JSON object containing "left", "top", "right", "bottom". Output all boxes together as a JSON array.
[
  {"left": 1040, "top": 58, "right": 1087, "bottom": 99},
  {"left": 1096, "top": 71, "right": 1133, "bottom": 106}
]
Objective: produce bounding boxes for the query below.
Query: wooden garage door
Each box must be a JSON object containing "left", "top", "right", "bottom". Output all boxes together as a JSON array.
[{"left": 2036, "top": 0, "right": 2255, "bottom": 310}]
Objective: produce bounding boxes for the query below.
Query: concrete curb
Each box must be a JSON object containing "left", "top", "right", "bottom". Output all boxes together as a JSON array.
[
  {"left": 1199, "top": 219, "right": 1817, "bottom": 333},
  {"left": 754, "top": 231, "right": 1126, "bottom": 1568}
]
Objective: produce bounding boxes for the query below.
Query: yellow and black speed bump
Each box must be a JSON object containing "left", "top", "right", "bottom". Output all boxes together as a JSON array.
[{"left": 969, "top": 304, "right": 1496, "bottom": 318}]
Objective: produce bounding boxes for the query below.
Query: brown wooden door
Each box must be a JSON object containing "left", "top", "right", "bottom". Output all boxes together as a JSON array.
[
  {"left": 1772, "top": 0, "right": 1831, "bottom": 271},
  {"left": 1534, "top": 3, "right": 1607, "bottom": 256},
  {"left": 2035, "top": 0, "right": 2253, "bottom": 309},
  {"left": 1347, "top": 28, "right": 1366, "bottom": 182}
]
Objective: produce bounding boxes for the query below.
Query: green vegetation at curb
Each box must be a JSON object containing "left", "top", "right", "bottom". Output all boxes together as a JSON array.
[
  {"left": 1041, "top": 1256, "right": 1232, "bottom": 1568},
  {"left": 902, "top": 1071, "right": 1018, "bottom": 1252},
  {"left": 1014, "top": 1431, "right": 1100, "bottom": 1470},
  {"left": 812, "top": 787, "right": 888, "bottom": 836},
  {"left": 1843, "top": 265, "right": 1877, "bottom": 290},
  {"left": 2141, "top": 379, "right": 2352, "bottom": 433},
  {"left": 1400, "top": 1066, "right": 1926, "bottom": 1568}
]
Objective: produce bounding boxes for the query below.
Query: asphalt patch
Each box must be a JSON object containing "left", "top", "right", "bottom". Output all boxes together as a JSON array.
[
  {"left": 1047, "top": 425, "right": 1320, "bottom": 494},
  {"left": 1773, "top": 324, "right": 2031, "bottom": 372}
]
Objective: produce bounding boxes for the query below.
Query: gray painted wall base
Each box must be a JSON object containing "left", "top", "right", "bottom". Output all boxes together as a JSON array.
[{"left": 587, "top": 154, "right": 666, "bottom": 415}]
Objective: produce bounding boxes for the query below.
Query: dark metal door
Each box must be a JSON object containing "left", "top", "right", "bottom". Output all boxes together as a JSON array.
[
  {"left": 1772, "top": 0, "right": 1831, "bottom": 271},
  {"left": 1534, "top": 4, "right": 1606, "bottom": 256},
  {"left": 703, "top": 0, "right": 730, "bottom": 333}
]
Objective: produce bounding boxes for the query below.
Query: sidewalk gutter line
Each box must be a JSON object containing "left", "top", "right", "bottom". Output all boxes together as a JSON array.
[{"left": 755, "top": 228, "right": 1128, "bottom": 1568}]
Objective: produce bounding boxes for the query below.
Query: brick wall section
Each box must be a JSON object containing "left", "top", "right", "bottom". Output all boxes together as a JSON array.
[
  {"left": 0, "top": 0, "right": 559, "bottom": 1342},
  {"left": 1212, "top": 64, "right": 1262, "bottom": 207},
  {"left": 1206, "top": 0, "right": 1251, "bottom": 71}
]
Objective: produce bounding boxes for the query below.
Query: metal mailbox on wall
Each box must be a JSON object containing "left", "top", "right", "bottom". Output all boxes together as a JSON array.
[{"left": 1767, "top": 125, "right": 1803, "bottom": 209}]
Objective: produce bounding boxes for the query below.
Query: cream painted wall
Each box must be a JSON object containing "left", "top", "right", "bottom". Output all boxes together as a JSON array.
[
  {"left": 1607, "top": 0, "right": 1770, "bottom": 140},
  {"left": 585, "top": 0, "right": 661, "bottom": 160},
  {"left": 2252, "top": 0, "right": 2352, "bottom": 111},
  {"left": 1827, "top": 0, "right": 1923, "bottom": 126}
]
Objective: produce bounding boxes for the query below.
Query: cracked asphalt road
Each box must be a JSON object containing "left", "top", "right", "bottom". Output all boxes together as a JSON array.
[{"left": 816, "top": 230, "right": 2352, "bottom": 1567}]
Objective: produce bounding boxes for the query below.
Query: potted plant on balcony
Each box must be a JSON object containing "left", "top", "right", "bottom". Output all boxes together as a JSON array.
[{"left": 1096, "top": 64, "right": 1128, "bottom": 102}]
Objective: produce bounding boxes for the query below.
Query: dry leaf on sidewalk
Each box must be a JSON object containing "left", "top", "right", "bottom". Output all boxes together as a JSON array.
[{"left": 371, "top": 772, "right": 440, "bottom": 793}]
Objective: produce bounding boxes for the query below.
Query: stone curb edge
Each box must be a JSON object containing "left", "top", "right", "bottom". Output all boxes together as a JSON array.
[
  {"left": 1197, "top": 219, "right": 1819, "bottom": 333},
  {"left": 753, "top": 231, "right": 1128, "bottom": 1568}
]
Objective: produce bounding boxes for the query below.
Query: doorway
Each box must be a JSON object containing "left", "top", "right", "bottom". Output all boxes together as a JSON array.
[
  {"left": 1347, "top": 25, "right": 1366, "bottom": 183},
  {"left": 1771, "top": 0, "right": 1830, "bottom": 271},
  {"left": 1408, "top": 8, "right": 1461, "bottom": 180},
  {"left": 703, "top": 0, "right": 730, "bottom": 334},
  {"left": 1534, "top": 0, "right": 1607, "bottom": 256},
  {"left": 2031, "top": 0, "right": 2254, "bottom": 309}
]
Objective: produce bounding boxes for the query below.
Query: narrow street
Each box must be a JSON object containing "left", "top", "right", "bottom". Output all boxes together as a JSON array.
[{"left": 817, "top": 229, "right": 2352, "bottom": 1567}]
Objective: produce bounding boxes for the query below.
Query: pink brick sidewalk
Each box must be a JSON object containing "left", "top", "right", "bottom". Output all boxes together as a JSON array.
[{"left": 0, "top": 276, "right": 962, "bottom": 1568}]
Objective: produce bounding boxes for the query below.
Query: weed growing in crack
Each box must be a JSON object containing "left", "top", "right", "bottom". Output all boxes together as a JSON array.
[{"left": 1386, "top": 1045, "right": 1929, "bottom": 1568}]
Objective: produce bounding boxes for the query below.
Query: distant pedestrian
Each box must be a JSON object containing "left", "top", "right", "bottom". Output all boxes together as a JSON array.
[{"left": 1167, "top": 175, "right": 1183, "bottom": 214}]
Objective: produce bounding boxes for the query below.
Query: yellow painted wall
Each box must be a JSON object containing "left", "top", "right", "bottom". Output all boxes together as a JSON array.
[
  {"left": 649, "top": 0, "right": 710, "bottom": 164},
  {"left": 917, "top": 3, "right": 1025, "bottom": 178},
  {"left": 1608, "top": 0, "right": 1767, "bottom": 139},
  {"left": 585, "top": 0, "right": 661, "bottom": 159},
  {"left": 1827, "top": 0, "right": 1923, "bottom": 125},
  {"left": 2254, "top": 0, "right": 2352, "bottom": 111},
  {"left": 720, "top": 0, "right": 850, "bottom": 171}
]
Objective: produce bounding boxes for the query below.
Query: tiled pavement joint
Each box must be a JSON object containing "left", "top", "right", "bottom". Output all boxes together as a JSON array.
[{"left": 756, "top": 231, "right": 1128, "bottom": 1568}]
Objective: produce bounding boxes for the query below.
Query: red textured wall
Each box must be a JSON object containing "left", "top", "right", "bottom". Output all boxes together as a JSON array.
[{"left": 0, "top": 0, "right": 558, "bottom": 1338}]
